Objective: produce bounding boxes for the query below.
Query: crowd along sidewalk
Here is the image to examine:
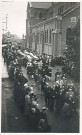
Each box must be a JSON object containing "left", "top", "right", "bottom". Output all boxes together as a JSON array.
[{"left": 1, "top": 58, "right": 80, "bottom": 133}]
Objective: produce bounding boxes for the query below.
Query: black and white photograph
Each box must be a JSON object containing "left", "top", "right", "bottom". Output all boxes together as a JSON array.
[{"left": 1, "top": 0, "right": 80, "bottom": 133}]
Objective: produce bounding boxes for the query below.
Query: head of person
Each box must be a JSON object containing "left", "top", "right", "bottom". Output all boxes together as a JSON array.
[
  {"left": 24, "top": 83, "right": 28, "bottom": 89},
  {"left": 31, "top": 108, "right": 36, "bottom": 113},
  {"left": 62, "top": 85, "right": 65, "bottom": 89},
  {"left": 57, "top": 69, "right": 59, "bottom": 72},
  {"left": 42, "top": 107, "right": 48, "bottom": 112},
  {"left": 46, "top": 82, "right": 49, "bottom": 87},
  {"left": 53, "top": 85, "right": 55, "bottom": 90},
  {"left": 69, "top": 88, "right": 72, "bottom": 91},
  {"left": 63, "top": 77, "right": 65, "bottom": 80}
]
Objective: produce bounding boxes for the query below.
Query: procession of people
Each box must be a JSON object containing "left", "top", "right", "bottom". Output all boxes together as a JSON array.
[{"left": 2, "top": 44, "right": 79, "bottom": 132}]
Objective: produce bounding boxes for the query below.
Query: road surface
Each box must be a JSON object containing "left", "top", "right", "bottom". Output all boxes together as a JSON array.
[{"left": 1, "top": 58, "right": 79, "bottom": 133}]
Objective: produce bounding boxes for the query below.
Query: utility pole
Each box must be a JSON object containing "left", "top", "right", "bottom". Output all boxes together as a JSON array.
[
  {"left": 2, "top": 14, "right": 8, "bottom": 34},
  {"left": 6, "top": 14, "right": 8, "bottom": 31}
]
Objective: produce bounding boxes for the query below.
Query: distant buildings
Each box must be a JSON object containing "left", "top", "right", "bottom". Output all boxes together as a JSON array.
[
  {"left": 26, "top": 2, "right": 80, "bottom": 57},
  {"left": 2, "top": 32, "right": 22, "bottom": 47}
]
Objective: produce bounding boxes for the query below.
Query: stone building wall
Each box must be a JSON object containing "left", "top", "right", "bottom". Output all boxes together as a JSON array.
[
  {"left": 26, "top": 2, "right": 80, "bottom": 56},
  {"left": 61, "top": 4, "right": 80, "bottom": 55}
]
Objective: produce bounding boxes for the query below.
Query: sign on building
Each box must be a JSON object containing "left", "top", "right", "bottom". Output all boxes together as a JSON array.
[{"left": 71, "top": 17, "right": 76, "bottom": 23}]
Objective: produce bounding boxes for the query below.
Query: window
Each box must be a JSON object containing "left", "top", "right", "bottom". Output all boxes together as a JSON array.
[
  {"left": 40, "top": 32, "right": 41, "bottom": 43},
  {"left": 45, "top": 30, "right": 46, "bottom": 43},
  {"left": 35, "top": 12, "right": 38, "bottom": 18},
  {"left": 49, "top": 11, "right": 53, "bottom": 18},
  {"left": 39, "top": 12, "right": 42, "bottom": 19},
  {"left": 58, "top": 5, "right": 64, "bottom": 15},
  {"left": 44, "top": 30, "right": 49, "bottom": 43},
  {"left": 61, "top": 5, "right": 64, "bottom": 13},
  {"left": 49, "top": 29, "right": 52, "bottom": 43},
  {"left": 47, "top": 30, "right": 48, "bottom": 43},
  {"left": 58, "top": 7, "right": 60, "bottom": 15},
  {"left": 52, "top": 29, "right": 53, "bottom": 32},
  {"left": 31, "top": 33, "right": 33, "bottom": 43},
  {"left": 37, "top": 32, "right": 39, "bottom": 43},
  {"left": 33, "top": 33, "right": 35, "bottom": 42}
]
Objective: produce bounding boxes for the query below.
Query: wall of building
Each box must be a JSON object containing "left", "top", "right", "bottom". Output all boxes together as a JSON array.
[
  {"left": 57, "top": 33, "right": 62, "bottom": 56},
  {"left": 31, "top": 19, "right": 55, "bottom": 55},
  {"left": 61, "top": 5, "right": 80, "bottom": 55},
  {"left": 26, "top": 2, "right": 80, "bottom": 56}
]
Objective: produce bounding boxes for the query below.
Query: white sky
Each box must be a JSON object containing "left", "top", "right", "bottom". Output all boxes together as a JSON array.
[{"left": 1, "top": 0, "right": 28, "bottom": 38}]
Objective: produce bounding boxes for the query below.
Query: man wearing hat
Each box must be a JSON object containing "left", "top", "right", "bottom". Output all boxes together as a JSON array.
[
  {"left": 44, "top": 83, "right": 50, "bottom": 105},
  {"left": 55, "top": 69, "right": 60, "bottom": 81}
]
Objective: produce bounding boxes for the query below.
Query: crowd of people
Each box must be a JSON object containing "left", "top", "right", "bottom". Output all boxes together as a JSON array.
[{"left": 2, "top": 44, "right": 79, "bottom": 132}]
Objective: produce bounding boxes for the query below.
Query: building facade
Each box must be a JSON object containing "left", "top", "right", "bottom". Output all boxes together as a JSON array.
[{"left": 26, "top": 2, "right": 80, "bottom": 57}]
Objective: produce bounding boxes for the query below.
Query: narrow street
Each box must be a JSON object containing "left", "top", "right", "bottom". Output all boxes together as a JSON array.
[
  {"left": 2, "top": 1, "right": 80, "bottom": 133},
  {"left": 1, "top": 57, "right": 79, "bottom": 133}
]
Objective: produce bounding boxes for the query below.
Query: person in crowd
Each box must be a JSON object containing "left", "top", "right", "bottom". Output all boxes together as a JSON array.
[
  {"left": 44, "top": 83, "right": 50, "bottom": 105},
  {"left": 55, "top": 69, "right": 60, "bottom": 81},
  {"left": 47, "top": 86, "right": 55, "bottom": 110},
  {"left": 41, "top": 77, "right": 46, "bottom": 94},
  {"left": 25, "top": 90, "right": 31, "bottom": 116},
  {"left": 59, "top": 77, "right": 64, "bottom": 89},
  {"left": 65, "top": 88, "right": 74, "bottom": 104},
  {"left": 59, "top": 86, "right": 66, "bottom": 111},
  {"left": 55, "top": 83, "right": 61, "bottom": 113}
]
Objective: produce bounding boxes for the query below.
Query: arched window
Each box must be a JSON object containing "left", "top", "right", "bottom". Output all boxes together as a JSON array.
[
  {"left": 39, "top": 12, "right": 42, "bottom": 19},
  {"left": 33, "top": 32, "right": 35, "bottom": 42},
  {"left": 45, "top": 30, "right": 46, "bottom": 43},
  {"left": 37, "top": 32, "right": 39, "bottom": 43},
  {"left": 49, "top": 29, "right": 51, "bottom": 43},
  {"left": 47, "top": 30, "right": 48, "bottom": 43}
]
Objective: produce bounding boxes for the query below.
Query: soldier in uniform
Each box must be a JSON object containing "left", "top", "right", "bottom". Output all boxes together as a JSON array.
[
  {"left": 44, "top": 83, "right": 49, "bottom": 105},
  {"left": 55, "top": 84, "right": 61, "bottom": 113},
  {"left": 25, "top": 90, "right": 31, "bottom": 116},
  {"left": 41, "top": 77, "right": 46, "bottom": 94},
  {"left": 55, "top": 69, "right": 60, "bottom": 81},
  {"left": 48, "top": 86, "right": 55, "bottom": 110}
]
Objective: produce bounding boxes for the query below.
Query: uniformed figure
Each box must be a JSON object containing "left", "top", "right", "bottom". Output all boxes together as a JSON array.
[
  {"left": 42, "top": 68, "right": 46, "bottom": 78},
  {"left": 59, "top": 78, "right": 64, "bottom": 88},
  {"left": 41, "top": 77, "right": 46, "bottom": 94},
  {"left": 63, "top": 87, "right": 75, "bottom": 116},
  {"left": 39, "top": 107, "right": 48, "bottom": 129},
  {"left": 59, "top": 87, "right": 65, "bottom": 111},
  {"left": 44, "top": 83, "right": 49, "bottom": 105},
  {"left": 65, "top": 88, "right": 74, "bottom": 103},
  {"left": 55, "top": 84, "right": 61, "bottom": 113},
  {"left": 8, "top": 63, "right": 15, "bottom": 80},
  {"left": 19, "top": 86, "right": 26, "bottom": 112},
  {"left": 47, "top": 87, "right": 55, "bottom": 110},
  {"left": 55, "top": 69, "right": 60, "bottom": 81},
  {"left": 63, "top": 102, "right": 70, "bottom": 116},
  {"left": 34, "top": 69, "right": 38, "bottom": 82},
  {"left": 25, "top": 91, "right": 31, "bottom": 116}
]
